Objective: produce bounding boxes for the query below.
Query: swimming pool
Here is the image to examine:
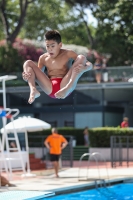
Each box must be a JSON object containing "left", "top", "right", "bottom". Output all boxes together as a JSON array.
[{"left": 45, "top": 183, "right": 133, "bottom": 200}]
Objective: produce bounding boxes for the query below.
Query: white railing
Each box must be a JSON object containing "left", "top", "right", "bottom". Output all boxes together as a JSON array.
[
  {"left": 0, "top": 66, "right": 133, "bottom": 84},
  {"left": 79, "top": 66, "right": 133, "bottom": 83}
]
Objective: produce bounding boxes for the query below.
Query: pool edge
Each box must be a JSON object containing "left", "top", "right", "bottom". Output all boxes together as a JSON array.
[{"left": 47, "top": 177, "right": 133, "bottom": 195}]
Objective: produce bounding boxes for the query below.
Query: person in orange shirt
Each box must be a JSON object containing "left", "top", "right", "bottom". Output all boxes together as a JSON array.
[{"left": 44, "top": 127, "right": 68, "bottom": 178}]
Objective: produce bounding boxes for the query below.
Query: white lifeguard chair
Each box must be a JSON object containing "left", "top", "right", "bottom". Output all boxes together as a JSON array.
[
  {"left": 0, "top": 75, "right": 17, "bottom": 109},
  {"left": 0, "top": 75, "right": 26, "bottom": 180}
]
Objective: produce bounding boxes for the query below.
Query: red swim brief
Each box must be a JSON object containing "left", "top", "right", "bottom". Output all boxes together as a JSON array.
[{"left": 49, "top": 78, "right": 63, "bottom": 98}]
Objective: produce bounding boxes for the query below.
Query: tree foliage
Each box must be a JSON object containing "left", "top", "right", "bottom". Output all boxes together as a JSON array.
[
  {"left": 0, "top": 44, "right": 24, "bottom": 73},
  {"left": 21, "top": 0, "right": 79, "bottom": 41},
  {"left": 64, "top": 0, "right": 97, "bottom": 6},
  {"left": 64, "top": 0, "right": 98, "bottom": 48},
  {"left": 60, "top": 22, "right": 96, "bottom": 47},
  {"left": 0, "top": 0, "right": 32, "bottom": 44},
  {"left": 0, "top": 0, "right": 84, "bottom": 44},
  {"left": 0, "top": 39, "right": 44, "bottom": 73},
  {"left": 93, "top": 0, "right": 133, "bottom": 65},
  {"left": 0, "top": 0, "right": 97, "bottom": 48},
  {"left": 1, "top": 0, "right": 132, "bottom": 66}
]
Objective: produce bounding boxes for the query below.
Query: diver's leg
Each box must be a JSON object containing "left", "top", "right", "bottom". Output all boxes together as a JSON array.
[
  {"left": 23, "top": 60, "right": 52, "bottom": 103},
  {"left": 55, "top": 55, "right": 92, "bottom": 99}
]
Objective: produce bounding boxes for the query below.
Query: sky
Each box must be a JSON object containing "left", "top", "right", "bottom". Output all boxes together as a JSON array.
[{"left": 85, "top": 9, "right": 98, "bottom": 27}]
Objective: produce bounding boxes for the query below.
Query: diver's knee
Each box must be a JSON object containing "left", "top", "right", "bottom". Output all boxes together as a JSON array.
[
  {"left": 77, "top": 55, "right": 86, "bottom": 66},
  {"left": 77, "top": 54, "right": 86, "bottom": 61},
  {"left": 23, "top": 60, "right": 33, "bottom": 66}
]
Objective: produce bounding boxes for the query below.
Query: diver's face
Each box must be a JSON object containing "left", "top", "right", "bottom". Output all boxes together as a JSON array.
[{"left": 45, "top": 40, "right": 62, "bottom": 58}]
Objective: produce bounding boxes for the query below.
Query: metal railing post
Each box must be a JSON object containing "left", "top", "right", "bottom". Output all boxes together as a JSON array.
[
  {"left": 69, "top": 136, "right": 73, "bottom": 167},
  {"left": 110, "top": 135, "right": 133, "bottom": 169}
]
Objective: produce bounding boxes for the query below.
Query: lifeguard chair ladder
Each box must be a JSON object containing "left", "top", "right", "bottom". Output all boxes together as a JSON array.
[
  {"left": 0, "top": 75, "right": 17, "bottom": 109},
  {"left": 0, "top": 75, "right": 26, "bottom": 180},
  {"left": 0, "top": 108, "right": 26, "bottom": 180}
]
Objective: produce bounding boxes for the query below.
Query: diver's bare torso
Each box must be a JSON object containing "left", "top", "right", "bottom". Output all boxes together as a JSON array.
[
  {"left": 39, "top": 49, "right": 77, "bottom": 78},
  {"left": 23, "top": 47, "right": 91, "bottom": 103}
]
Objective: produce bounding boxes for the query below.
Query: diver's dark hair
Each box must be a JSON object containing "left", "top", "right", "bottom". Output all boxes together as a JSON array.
[{"left": 44, "top": 30, "right": 61, "bottom": 43}]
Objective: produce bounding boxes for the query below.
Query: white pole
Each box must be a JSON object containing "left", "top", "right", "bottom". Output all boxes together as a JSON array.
[
  {"left": 21, "top": 117, "right": 36, "bottom": 177},
  {"left": 2, "top": 80, "right": 6, "bottom": 109},
  {"left": 25, "top": 130, "right": 31, "bottom": 173}
]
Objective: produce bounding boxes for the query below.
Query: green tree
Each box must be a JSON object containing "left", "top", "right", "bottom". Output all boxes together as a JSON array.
[
  {"left": 21, "top": 0, "right": 80, "bottom": 42},
  {"left": 0, "top": 44, "right": 24, "bottom": 73},
  {"left": 0, "top": 0, "right": 33, "bottom": 44},
  {"left": 0, "top": 0, "right": 87, "bottom": 73},
  {"left": 60, "top": 22, "right": 96, "bottom": 47},
  {"left": 0, "top": 0, "right": 84, "bottom": 44},
  {"left": 64, "top": 0, "right": 97, "bottom": 48},
  {"left": 93, "top": 0, "right": 133, "bottom": 65}
]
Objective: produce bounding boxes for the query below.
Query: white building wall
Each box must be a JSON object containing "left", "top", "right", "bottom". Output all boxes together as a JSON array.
[
  {"left": 40, "top": 112, "right": 74, "bottom": 127},
  {"left": 75, "top": 112, "right": 102, "bottom": 128},
  {"left": 104, "top": 112, "right": 122, "bottom": 127},
  {"left": 124, "top": 106, "right": 133, "bottom": 127}
]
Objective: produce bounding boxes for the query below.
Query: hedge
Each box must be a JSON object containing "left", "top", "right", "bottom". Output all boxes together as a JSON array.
[{"left": 28, "top": 127, "right": 133, "bottom": 148}]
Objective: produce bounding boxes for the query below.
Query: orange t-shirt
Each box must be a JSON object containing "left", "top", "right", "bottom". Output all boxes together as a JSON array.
[{"left": 45, "top": 133, "right": 67, "bottom": 155}]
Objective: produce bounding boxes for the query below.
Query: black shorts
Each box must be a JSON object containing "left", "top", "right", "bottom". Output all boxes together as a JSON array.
[{"left": 50, "top": 154, "right": 60, "bottom": 162}]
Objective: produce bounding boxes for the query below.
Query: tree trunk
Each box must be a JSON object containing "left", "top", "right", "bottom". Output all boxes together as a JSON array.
[
  {"left": 0, "top": 0, "right": 30, "bottom": 44},
  {"left": 76, "top": 7, "right": 94, "bottom": 48}
]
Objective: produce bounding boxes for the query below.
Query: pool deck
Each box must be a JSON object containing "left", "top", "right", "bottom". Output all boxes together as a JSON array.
[{"left": 1, "top": 162, "right": 133, "bottom": 195}]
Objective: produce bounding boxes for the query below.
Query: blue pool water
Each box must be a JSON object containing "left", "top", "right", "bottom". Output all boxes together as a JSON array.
[{"left": 45, "top": 183, "right": 133, "bottom": 200}]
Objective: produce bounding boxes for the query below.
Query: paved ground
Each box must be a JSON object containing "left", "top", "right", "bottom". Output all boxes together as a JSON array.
[{"left": 1, "top": 161, "right": 133, "bottom": 194}]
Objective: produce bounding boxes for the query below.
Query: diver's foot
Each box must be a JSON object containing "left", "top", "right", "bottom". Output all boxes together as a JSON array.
[
  {"left": 81, "top": 63, "right": 92, "bottom": 72},
  {"left": 55, "top": 86, "right": 71, "bottom": 99},
  {"left": 28, "top": 88, "right": 40, "bottom": 104}
]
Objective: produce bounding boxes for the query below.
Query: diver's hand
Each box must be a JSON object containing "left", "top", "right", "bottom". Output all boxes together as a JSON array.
[{"left": 22, "top": 72, "right": 31, "bottom": 81}]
